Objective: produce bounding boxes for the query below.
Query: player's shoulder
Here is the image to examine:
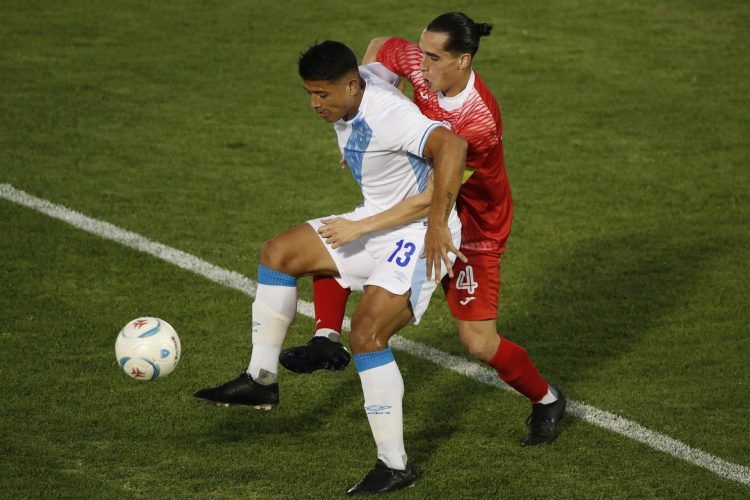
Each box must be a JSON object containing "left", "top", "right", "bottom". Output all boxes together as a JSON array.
[
  {"left": 360, "top": 67, "right": 421, "bottom": 119},
  {"left": 468, "top": 71, "right": 501, "bottom": 119}
]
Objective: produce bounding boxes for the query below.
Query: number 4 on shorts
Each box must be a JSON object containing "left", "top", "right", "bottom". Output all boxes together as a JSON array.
[{"left": 456, "top": 265, "right": 478, "bottom": 294}]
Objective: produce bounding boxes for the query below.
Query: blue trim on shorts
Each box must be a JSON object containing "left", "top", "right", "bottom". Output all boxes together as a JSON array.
[
  {"left": 353, "top": 347, "right": 395, "bottom": 372},
  {"left": 258, "top": 264, "right": 297, "bottom": 287},
  {"left": 409, "top": 254, "right": 427, "bottom": 313}
]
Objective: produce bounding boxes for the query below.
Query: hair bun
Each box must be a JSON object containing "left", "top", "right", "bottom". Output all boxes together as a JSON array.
[{"left": 477, "top": 22, "right": 493, "bottom": 37}]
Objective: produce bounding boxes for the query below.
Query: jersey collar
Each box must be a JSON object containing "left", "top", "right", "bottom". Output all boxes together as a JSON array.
[{"left": 437, "top": 70, "right": 475, "bottom": 112}]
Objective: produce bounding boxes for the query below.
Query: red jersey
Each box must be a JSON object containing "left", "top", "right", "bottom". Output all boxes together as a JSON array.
[{"left": 377, "top": 37, "right": 512, "bottom": 253}]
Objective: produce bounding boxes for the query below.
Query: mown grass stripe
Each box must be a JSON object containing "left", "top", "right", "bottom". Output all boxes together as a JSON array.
[{"left": 2, "top": 182, "right": 748, "bottom": 487}]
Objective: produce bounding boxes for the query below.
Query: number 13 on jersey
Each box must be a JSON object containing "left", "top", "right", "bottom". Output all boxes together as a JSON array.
[{"left": 387, "top": 239, "right": 417, "bottom": 267}]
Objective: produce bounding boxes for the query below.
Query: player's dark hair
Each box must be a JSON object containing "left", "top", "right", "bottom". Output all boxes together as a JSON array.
[
  {"left": 298, "top": 40, "right": 358, "bottom": 81},
  {"left": 426, "top": 12, "right": 493, "bottom": 56}
]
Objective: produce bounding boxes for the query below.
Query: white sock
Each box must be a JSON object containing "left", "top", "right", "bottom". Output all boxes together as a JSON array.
[
  {"left": 354, "top": 348, "right": 406, "bottom": 470},
  {"left": 314, "top": 328, "right": 341, "bottom": 342},
  {"left": 538, "top": 386, "right": 558, "bottom": 405},
  {"left": 255, "top": 282, "right": 297, "bottom": 319},
  {"left": 246, "top": 270, "right": 296, "bottom": 380}
]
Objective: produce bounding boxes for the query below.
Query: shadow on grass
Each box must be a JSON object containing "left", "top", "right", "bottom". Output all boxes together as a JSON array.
[
  {"left": 182, "top": 224, "right": 715, "bottom": 473},
  {"left": 190, "top": 371, "right": 363, "bottom": 441},
  {"left": 504, "top": 229, "right": 723, "bottom": 386}
]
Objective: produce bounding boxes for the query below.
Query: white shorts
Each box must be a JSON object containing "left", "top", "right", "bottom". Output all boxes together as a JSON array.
[{"left": 307, "top": 206, "right": 461, "bottom": 324}]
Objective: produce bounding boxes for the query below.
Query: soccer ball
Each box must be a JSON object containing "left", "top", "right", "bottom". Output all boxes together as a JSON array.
[{"left": 115, "top": 317, "right": 181, "bottom": 381}]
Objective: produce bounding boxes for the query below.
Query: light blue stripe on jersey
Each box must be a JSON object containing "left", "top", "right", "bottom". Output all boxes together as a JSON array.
[
  {"left": 353, "top": 347, "right": 395, "bottom": 372},
  {"left": 258, "top": 264, "right": 297, "bottom": 287},
  {"left": 343, "top": 115, "right": 373, "bottom": 188},
  {"left": 418, "top": 122, "right": 442, "bottom": 157},
  {"left": 409, "top": 253, "right": 427, "bottom": 313},
  {"left": 407, "top": 153, "right": 431, "bottom": 193}
]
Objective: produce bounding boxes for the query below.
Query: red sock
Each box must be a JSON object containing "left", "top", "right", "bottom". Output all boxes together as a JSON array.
[
  {"left": 313, "top": 276, "right": 351, "bottom": 333},
  {"left": 486, "top": 337, "right": 549, "bottom": 403}
]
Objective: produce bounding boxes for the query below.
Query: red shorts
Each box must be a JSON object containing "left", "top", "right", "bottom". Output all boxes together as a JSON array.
[{"left": 442, "top": 250, "right": 501, "bottom": 321}]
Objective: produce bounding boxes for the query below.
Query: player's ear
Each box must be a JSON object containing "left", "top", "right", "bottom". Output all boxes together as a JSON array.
[
  {"left": 347, "top": 78, "right": 360, "bottom": 95},
  {"left": 458, "top": 53, "right": 471, "bottom": 70}
]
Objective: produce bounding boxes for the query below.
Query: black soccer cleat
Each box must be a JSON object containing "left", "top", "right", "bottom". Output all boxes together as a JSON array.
[
  {"left": 193, "top": 372, "right": 279, "bottom": 410},
  {"left": 521, "top": 384, "right": 566, "bottom": 446},
  {"left": 279, "top": 336, "right": 351, "bottom": 374},
  {"left": 346, "top": 459, "right": 417, "bottom": 496}
]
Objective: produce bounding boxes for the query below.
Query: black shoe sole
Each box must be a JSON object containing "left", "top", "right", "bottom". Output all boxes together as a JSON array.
[{"left": 193, "top": 396, "right": 276, "bottom": 411}]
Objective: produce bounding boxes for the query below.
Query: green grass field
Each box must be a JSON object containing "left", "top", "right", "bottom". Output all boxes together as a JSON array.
[{"left": 2, "top": 0, "right": 749, "bottom": 498}]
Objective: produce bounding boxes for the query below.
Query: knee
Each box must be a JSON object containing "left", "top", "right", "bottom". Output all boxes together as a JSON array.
[
  {"left": 349, "top": 287, "right": 411, "bottom": 354},
  {"left": 459, "top": 334, "right": 490, "bottom": 360},
  {"left": 458, "top": 322, "right": 500, "bottom": 362},
  {"left": 350, "top": 329, "right": 388, "bottom": 354},
  {"left": 260, "top": 236, "right": 290, "bottom": 274},
  {"left": 350, "top": 317, "right": 390, "bottom": 354}
]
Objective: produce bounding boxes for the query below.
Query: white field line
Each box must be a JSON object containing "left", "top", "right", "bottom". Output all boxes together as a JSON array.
[{"left": 2, "top": 182, "right": 748, "bottom": 487}]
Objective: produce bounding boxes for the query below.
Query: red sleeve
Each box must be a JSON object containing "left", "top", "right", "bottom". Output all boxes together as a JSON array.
[{"left": 376, "top": 37, "right": 422, "bottom": 79}]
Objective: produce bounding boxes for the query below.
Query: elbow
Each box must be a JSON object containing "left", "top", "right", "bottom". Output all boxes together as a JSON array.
[
  {"left": 363, "top": 37, "right": 389, "bottom": 64},
  {"left": 442, "top": 131, "right": 467, "bottom": 160}
]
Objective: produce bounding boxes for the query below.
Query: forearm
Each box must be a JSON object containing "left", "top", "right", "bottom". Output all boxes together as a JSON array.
[
  {"left": 416, "top": 128, "right": 468, "bottom": 280},
  {"left": 426, "top": 132, "right": 467, "bottom": 224},
  {"left": 358, "top": 190, "right": 431, "bottom": 234}
]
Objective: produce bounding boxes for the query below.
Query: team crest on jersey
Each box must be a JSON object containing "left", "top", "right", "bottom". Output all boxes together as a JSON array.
[
  {"left": 442, "top": 120, "right": 452, "bottom": 130},
  {"left": 354, "top": 128, "right": 368, "bottom": 149}
]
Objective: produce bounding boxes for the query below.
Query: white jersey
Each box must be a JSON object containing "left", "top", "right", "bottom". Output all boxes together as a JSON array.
[
  {"left": 333, "top": 65, "right": 459, "bottom": 231},
  {"left": 308, "top": 65, "right": 463, "bottom": 323}
]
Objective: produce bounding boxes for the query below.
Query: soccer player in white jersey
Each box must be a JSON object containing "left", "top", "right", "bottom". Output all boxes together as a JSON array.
[{"left": 194, "top": 40, "right": 467, "bottom": 495}]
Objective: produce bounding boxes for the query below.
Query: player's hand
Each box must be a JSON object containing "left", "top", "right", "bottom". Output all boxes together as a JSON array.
[
  {"left": 318, "top": 218, "right": 363, "bottom": 248},
  {"left": 422, "top": 224, "right": 467, "bottom": 282},
  {"left": 340, "top": 157, "right": 348, "bottom": 169}
]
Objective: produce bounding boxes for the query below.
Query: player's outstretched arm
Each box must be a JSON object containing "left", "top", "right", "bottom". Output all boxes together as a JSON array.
[
  {"left": 362, "top": 37, "right": 389, "bottom": 65},
  {"left": 362, "top": 37, "right": 406, "bottom": 94},
  {"left": 318, "top": 179, "right": 434, "bottom": 248},
  {"left": 422, "top": 127, "right": 468, "bottom": 281}
]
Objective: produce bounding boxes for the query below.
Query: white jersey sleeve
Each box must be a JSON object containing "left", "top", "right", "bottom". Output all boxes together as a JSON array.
[
  {"left": 359, "top": 66, "right": 443, "bottom": 159},
  {"left": 361, "top": 62, "right": 400, "bottom": 87}
]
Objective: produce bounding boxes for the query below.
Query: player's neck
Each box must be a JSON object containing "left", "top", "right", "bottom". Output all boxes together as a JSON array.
[{"left": 442, "top": 69, "right": 472, "bottom": 98}]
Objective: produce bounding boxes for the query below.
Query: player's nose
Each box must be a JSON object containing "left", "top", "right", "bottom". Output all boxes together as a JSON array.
[{"left": 420, "top": 55, "right": 429, "bottom": 72}]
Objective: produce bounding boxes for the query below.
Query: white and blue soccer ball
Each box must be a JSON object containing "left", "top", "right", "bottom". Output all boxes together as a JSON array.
[{"left": 115, "top": 317, "right": 181, "bottom": 381}]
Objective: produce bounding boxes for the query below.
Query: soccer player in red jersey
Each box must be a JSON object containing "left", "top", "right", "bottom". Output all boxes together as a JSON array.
[{"left": 281, "top": 12, "right": 566, "bottom": 447}]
